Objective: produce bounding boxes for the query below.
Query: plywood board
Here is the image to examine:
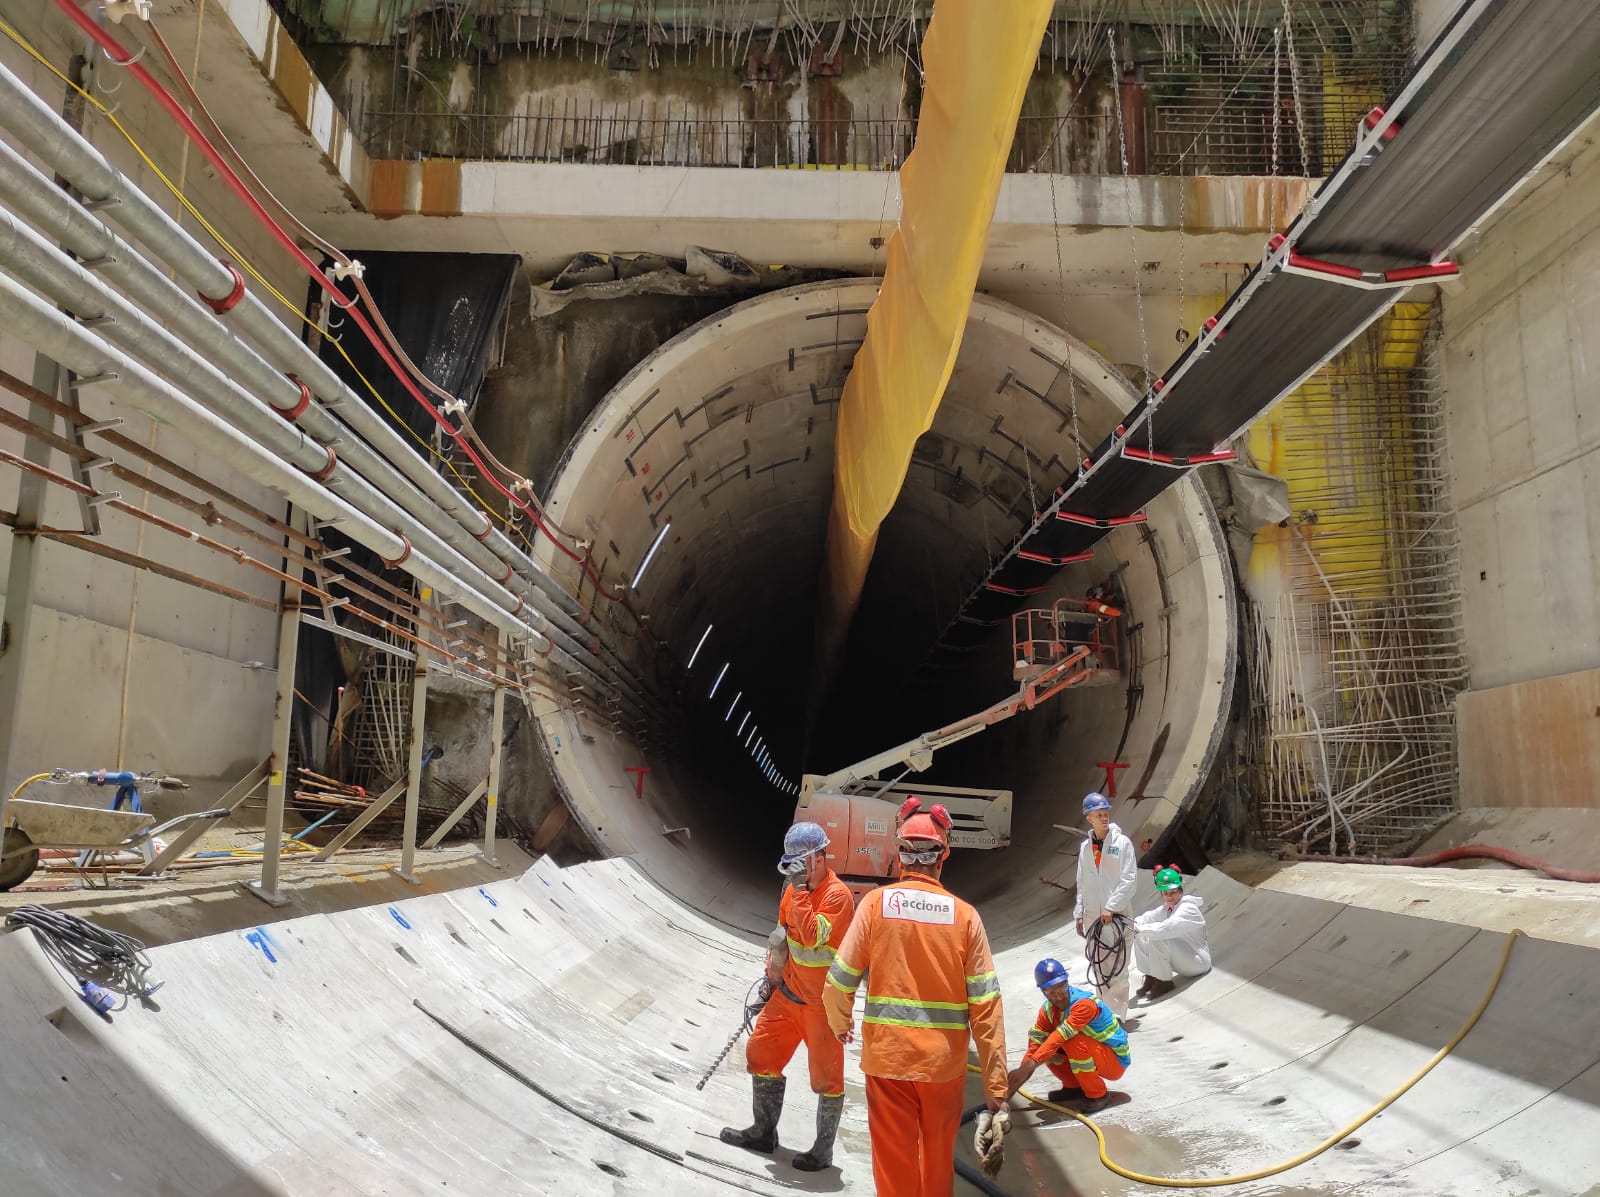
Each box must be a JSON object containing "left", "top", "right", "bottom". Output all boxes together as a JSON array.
[{"left": 1457, "top": 666, "right": 1600, "bottom": 808}]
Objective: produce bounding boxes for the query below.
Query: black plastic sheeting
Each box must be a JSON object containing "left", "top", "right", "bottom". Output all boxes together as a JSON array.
[
  {"left": 936, "top": 0, "right": 1600, "bottom": 649},
  {"left": 290, "top": 252, "right": 520, "bottom": 774},
  {"left": 316, "top": 251, "right": 520, "bottom": 440}
]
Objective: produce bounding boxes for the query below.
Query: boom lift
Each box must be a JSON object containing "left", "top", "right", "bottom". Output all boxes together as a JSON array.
[{"left": 797, "top": 597, "right": 1122, "bottom": 896}]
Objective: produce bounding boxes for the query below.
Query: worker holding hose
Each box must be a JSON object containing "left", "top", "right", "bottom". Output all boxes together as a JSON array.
[
  {"left": 1074, "top": 792, "right": 1138, "bottom": 1019},
  {"left": 1130, "top": 865, "right": 1210, "bottom": 1002},
  {"left": 823, "top": 796, "right": 1010, "bottom": 1197},
  {"left": 1005, "top": 957, "right": 1130, "bottom": 1114},
  {"left": 720, "top": 821, "right": 855, "bottom": 1172}
]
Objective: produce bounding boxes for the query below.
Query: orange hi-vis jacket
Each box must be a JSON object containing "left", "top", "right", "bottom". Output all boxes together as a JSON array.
[
  {"left": 778, "top": 869, "right": 855, "bottom": 1001},
  {"left": 822, "top": 874, "right": 1009, "bottom": 1099}
]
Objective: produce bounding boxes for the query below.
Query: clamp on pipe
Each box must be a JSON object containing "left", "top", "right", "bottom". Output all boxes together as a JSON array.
[
  {"left": 304, "top": 442, "right": 338, "bottom": 482},
  {"left": 276, "top": 375, "right": 312, "bottom": 421},
  {"left": 381, "top": 533, "right": 413, "bottom": 569},
  {"left": 199, "top": 262, "right": 246, "bottom": 315}
]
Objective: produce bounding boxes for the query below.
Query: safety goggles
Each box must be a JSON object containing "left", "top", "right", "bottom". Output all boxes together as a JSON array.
[{"left": 897, "top": 842, "right": 944, "bottom": 867}]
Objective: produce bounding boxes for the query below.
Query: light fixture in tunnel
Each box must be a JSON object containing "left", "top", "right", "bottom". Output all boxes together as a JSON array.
[
  {"left": 725, "top": 691, "right": 742, "bottom": 720},
  {"left": 736, "top": 711, "right": 750, "bottom": 737},
  {"left": 630, "top": 521, "right": 672, "bottom": 590},
  {"left": 708, "top": 662, "right": 730, "bottom": 699},
  {"left": 687, "top": 623, "right": 712, "bottom": 670},
  {"left": 534, "top": 281, "right": 1239, "bottom": 929}
]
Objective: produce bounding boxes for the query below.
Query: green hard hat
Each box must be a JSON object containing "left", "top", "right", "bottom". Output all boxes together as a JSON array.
[{"left": 1154, "top": 866, "right": 1184, "bottom": 892}]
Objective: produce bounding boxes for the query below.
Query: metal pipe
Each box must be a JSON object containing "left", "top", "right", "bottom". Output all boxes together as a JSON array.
[
  {"left": 0, "top": 130, "right": 652, "bottom": 719},
  {"left": 0, "top": 215, "right": 643, "bottom": 717},
  {"left": 0, "top": 269, "right": 556, "bottom": 655},
  {"left": 0, "top": 60, "right": 614, "bottom": 653}
]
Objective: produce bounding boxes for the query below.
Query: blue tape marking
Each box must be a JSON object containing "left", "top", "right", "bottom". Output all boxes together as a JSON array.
[
  {"left": 390, "top": 907, "right": 412, "bottom": 930},
  {"left": 478, "top": 887, "right": 499, "bottom": 907},
  {"left": 245, "top": 928, "right": 278, "bottom": 964}
]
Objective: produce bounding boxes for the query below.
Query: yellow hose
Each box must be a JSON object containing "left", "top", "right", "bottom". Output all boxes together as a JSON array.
[
  {"left": 983, "top": 927, "right": 1524, "bottom": 1188},
  {"left": 7, "top": 772, "right": 55, "bottom": 807}
]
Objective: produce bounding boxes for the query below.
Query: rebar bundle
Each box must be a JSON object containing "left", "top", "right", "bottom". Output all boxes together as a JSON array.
[{"left": 1244, "top": 306, "right": 1467, "bottom": 856}]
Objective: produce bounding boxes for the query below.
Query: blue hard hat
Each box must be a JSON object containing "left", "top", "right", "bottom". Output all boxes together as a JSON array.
[
  {"left": 1034, "top": 958, "right": 1072, "bottom": 990},
  {"left": 780, "top": 821, "right": 829, "bottom": 866},
  {"left": 1082, "top": 791, "right": 1112, "bottom": 814}
]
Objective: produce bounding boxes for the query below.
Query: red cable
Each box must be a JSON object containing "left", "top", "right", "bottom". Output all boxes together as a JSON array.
[
  {"left": 58, "top": 0, "right": 637, "bottom": 618},
  {"left": 1316, "top": 844, "right": 1600, "bottom": 884}
]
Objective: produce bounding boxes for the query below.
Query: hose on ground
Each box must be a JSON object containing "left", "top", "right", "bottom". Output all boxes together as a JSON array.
[
  {"left": 1303, "top": 844, "right": 1600, "bottom": 884},
  {"left": 978, "top": 927, "right": 1523, "bottom": 1188}
]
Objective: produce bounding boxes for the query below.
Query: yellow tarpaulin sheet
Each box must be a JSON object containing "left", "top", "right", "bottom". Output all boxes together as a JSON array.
[{"left": 816, "top": 0, "right": 1053, "bottom": 675}]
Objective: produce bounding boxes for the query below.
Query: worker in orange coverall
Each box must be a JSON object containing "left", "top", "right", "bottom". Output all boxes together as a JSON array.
[
  {"left": 1005, "top": 957, "right": 1130, "bottom": 1115},
  {"left": 822, "top": 796, "right": 1009, "bottom": 1197},
  {"left": 720, "top": 821, "right": 855, "bottom": 1171}
]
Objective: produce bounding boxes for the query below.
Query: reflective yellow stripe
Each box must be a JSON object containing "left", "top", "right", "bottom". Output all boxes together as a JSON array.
[
  {"left": 965, "top": 971, "right": 1000, "bottom": 1003},
  {"left": 786, "top": 937, "right": 837, "bottom": 967},
  {"left": 863, "top": 997, "right": 969, "bottom": 1029},
  {"left": 813, "top": 914, "right": 832, "bottom": 948},
  {"left": 827, "top": 958, "right": 863, "bottom": 994},
  {"left": 1028, "top": 1028, "right": 1048, "bottom": 1046}
]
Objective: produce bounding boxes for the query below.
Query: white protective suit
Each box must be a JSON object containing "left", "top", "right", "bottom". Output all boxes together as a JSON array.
[
  {"left": 1133, "top": 894, "right": 1211, "bottom": 982},
  {"left": 1074, "top": 821, "right": 1138, "bottom": 1018}
]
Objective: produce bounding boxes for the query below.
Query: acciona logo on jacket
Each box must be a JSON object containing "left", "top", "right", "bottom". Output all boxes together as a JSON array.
[{"left": 882, "top": 887, "right": 956, "bottom": 925}]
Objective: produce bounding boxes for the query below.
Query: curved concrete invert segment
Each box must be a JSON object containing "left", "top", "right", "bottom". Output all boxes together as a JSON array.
[
  {"left": 534, "top": 280, "right": 1236, "bottom": 938},
  {"left": 0, "top": 861, "right": 1595, "bottom": 1196}
]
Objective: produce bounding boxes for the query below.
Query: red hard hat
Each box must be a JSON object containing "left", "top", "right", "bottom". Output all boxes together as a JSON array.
[{"left": 897, "top": 795, "right": 952, "bottom": 846}]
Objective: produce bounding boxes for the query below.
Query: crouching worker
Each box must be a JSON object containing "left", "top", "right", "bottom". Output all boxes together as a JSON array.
[
  {"left": 1005, "top": 958, "right": 1130, "bottom": 1115},
  {"left": 1131, "top": 865, "right": 1210, "bottom": 1001},
  {"left": 721, "top": 821, "right": 855, "bottom": 1170}
]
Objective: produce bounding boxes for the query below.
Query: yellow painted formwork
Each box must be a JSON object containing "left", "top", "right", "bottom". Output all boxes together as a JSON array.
[
  {"left": 1245, "top": 302, "right": 1432, "bottom": 603},
  {"left": 815, "top": 0, "right": 1054, "bottom": 675}
]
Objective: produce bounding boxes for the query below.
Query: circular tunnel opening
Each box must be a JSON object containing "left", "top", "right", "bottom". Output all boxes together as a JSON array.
[{"left": 535, "top": 280, "right": 1235, "bottom": 940}]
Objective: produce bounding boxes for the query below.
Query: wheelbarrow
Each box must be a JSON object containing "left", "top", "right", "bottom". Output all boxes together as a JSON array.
[{"left": 1, "top": 770, "right": 227, "bottom": 891}]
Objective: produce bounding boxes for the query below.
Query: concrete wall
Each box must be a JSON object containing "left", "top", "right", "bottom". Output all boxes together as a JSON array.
[
  {"left": 0, "top": 5, "right": 306, "bottom": 803},
  {"left": 1442, "top": 109, "right": 1600, "bottom": 811}
]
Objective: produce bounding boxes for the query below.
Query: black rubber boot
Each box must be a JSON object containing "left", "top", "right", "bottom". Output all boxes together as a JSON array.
[
  {"left": 791, "top": 1094, "right": 843, "bottom": 1171},
  {"left": 720, "top": 1075, "right": 786, "bottom": 1154}
]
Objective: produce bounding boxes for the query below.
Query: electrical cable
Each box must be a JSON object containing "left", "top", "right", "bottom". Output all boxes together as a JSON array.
[
  {"left": 1084, "top": 912, "right": 1130, "bottom": 991},
  {"left": 138, "top": 16, "right": 575, "bottom": 547},
  {"left": 977, "top": 927, "right": 1525, "bottom": 1188},
  {"left": 52, "top": 0, "right": 635, "bottom": 615},
  {"left": 1303, "top": 845, "right": 1600, "bottom": 885},
  {"left": 3, "top": 905, "right": 161, "bottom": 1011}
]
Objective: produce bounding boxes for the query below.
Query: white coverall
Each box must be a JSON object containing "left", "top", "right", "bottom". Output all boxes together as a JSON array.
[
  {"left": 1133, "top": 894, "right": 1211, "bottom": 982},
  {"left": 1074, "top": 821, "right": 1137, "bottom": 1018}
]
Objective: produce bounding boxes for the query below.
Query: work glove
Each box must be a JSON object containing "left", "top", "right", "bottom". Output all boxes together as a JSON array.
[{"left": 973, "top": 1108, "right": 1012, "bottom": 1178}]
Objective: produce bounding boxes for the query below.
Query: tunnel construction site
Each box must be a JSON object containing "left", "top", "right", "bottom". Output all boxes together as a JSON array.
[{"left": 2, "top": 0, "right": 1599, "bottom": 1194}]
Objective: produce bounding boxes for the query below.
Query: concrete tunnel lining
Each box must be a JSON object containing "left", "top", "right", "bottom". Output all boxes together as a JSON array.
[
  {"left": 3, "top": 858, "right": 1595, "bottom": 1196},
  {"left": 534, "top": 279, "right": 1237, "bottom": 937}
]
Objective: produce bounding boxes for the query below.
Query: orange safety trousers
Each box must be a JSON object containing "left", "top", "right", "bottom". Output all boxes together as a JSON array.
[
  {"left": 863, "top": 1073, "right": 966, "bottom": 1197},
  {"left": 1038, "top": 1033, "right": 1126, "bottom": 1100},
  {"left": 745, "top": 987, "right": 844, "bottom": 1096}
]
